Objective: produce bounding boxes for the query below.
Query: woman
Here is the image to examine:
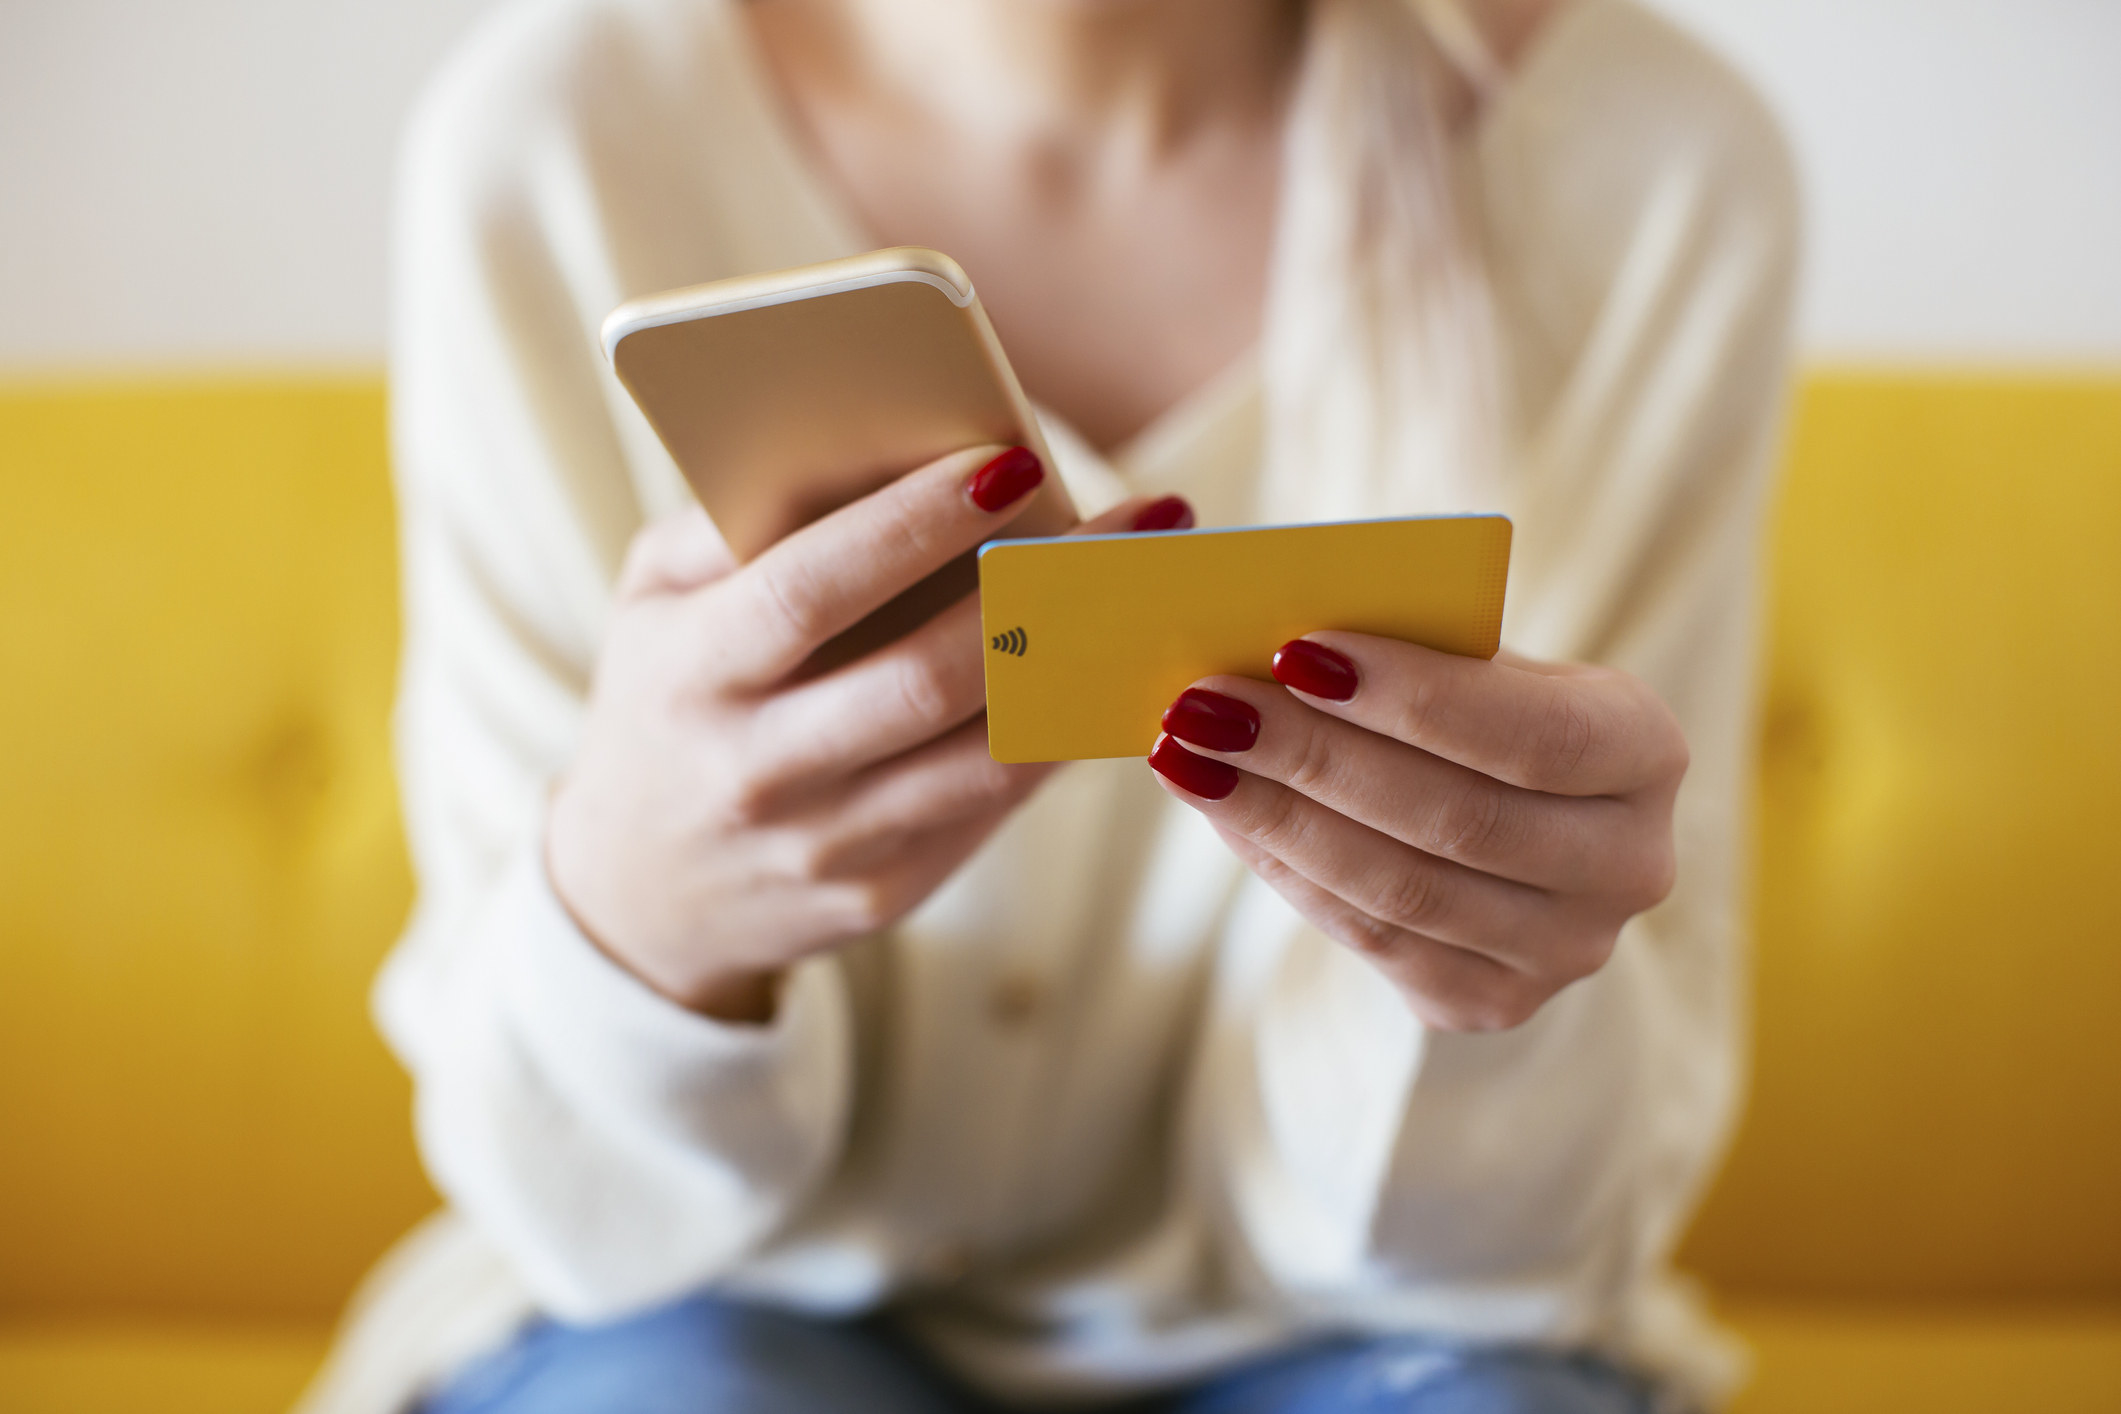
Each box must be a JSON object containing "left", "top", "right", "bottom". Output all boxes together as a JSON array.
[{"left": 302, "top": 0, "right": 1797, "bottom": 1409}]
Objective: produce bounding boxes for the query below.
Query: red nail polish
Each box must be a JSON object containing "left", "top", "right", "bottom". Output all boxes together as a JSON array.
[
  {"left": 1131, "top": 495, "right": 1196, "bottom": 532},
  {"left": 1161, "top": 688, "right": 1260, "bottom": 753},
  {"left": 1147, "top": 734, "right": 1242, "bottom": 800},
  {"left": 1271, "top": 639, "right": 1358, "bottom": 701},
  {"left": 966, "top": 446, "right": 1043, "bottom": 512}
]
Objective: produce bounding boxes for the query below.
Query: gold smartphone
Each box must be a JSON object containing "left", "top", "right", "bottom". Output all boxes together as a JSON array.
[{"left": 603, "top": 247, "right": 1077, "bottom": 669}]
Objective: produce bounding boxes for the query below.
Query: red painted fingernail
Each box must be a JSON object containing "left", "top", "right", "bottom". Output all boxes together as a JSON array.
[
  {"left": 1271, "top": 639, "right": 1358, "bottom": 701},
  {"left": 965, "top": 446, "right": 1043, "bottom": 512},
  {"left": 1131, "top": 495, "right": 1196, "bottom": 532},
  {"left": 1161, "top": 688, "right": 1259, "bottom": 753},
  {"left": 1147, "top": 734, "right": 1242, "bottom": 800}
]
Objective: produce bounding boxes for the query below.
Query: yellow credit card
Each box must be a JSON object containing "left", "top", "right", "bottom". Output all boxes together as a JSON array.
[{"left": 978, "top": 514, "right": 1512, "bottom": 762}]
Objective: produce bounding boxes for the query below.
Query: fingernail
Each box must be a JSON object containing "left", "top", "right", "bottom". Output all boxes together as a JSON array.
[
  {"left": 966, "top": 446, "right": 1043, "bottom": 512},
  {"left": 1271, "top": 639, "right": 1358, "bottom": 701},
  {"left": 1130, "top": 495, "right": 1195, "bottom": 532},
  {"left": 1147, "top": 734, "right": 1241, "bottom": 800},
  {"left": 1161, "top": 688, "right": 1259, "bottom": 753}
]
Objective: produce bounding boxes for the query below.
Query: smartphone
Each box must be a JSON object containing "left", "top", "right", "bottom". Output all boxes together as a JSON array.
[{"left": 602, "top": 247, "right": 1077, "bottom": 670}]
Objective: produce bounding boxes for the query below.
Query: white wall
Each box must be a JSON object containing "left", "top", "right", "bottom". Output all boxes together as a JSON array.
[
  {"left": 0, "top": 0, "right": 491, "bottom": 369},
  {"left": 1650, "top": 0, "right": 2121, "bottom": 361},
  {"left": 2, "top": 0, "right": 2117, "bottom": 367}
]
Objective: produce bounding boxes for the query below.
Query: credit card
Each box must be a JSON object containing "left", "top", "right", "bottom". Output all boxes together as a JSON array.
[{"left": 978, "top": 514, "right": 1512, "bottom": 762}]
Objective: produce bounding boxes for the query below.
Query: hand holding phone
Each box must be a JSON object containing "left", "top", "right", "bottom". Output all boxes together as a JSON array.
[
  {"left": 557, "top": 248, "right": 1109, "bottom": 1020},
  {"left": 544, "top": 443, "right": 1166, "bottom": 1023},
  {"left": 604, "top": 248, "right": 1078, "bottom": 671}
]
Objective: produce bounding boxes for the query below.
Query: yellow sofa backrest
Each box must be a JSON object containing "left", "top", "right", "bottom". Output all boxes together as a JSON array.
[
  {"left": 1681, "top": 373, "right": 2121, "bottom": 1298},
  {"left": 1, "top": 373, "right": 2116, "bottom": 1326},
  {"left": 0, "top": 383, "right": 431, "bottom": 1322}
]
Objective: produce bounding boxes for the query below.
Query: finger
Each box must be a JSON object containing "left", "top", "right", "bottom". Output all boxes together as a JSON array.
[
  {"left": 617, "top": 505, "right": 737, "bottom": 600},
  {"left": 700, "top": 443, "right": 1050, "bottom": 689},
  {"left": 1148, "top": 736, "right": 1579, "bottom": 976},
  {"left": 1160, "top": 677, "right": 1627, "bottom": 892},
  {"left": 1493, "top": 647, "right": 1591, "bottom": 678},
  {"left": 810, "top": 806, "right": 1021, "bottom": 941},
  {"left": 1072, "top": 493, "right": 1197, "bottom": 536},
  {"left": 746, "top": 493, "right": 1201, "bottom": 779},
  {"left": 1206, "top": 823, "right": 1541, "bottom": 1033},
  {"left": 756, "top": 592, "right": 990, "bottom": 778},
  {"left": 708, "top": 804, "right": 1016, "bottom": 968},
  {"left": 1272, "top": 633, "right": 1687, "bottom": 798},
  {"left": 784, "top": 717, "right": 1053, "bottom": 880}
]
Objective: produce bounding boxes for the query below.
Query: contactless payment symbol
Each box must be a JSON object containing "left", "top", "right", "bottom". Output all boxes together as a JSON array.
[{"left": 990, "top": 626, "right": 1027, "bottom": 657}]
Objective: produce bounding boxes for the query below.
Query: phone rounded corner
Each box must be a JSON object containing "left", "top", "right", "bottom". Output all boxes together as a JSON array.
[
  {"left": 883, "top": 247, "right": 975, "bottom": 306},
  {"left": 599, "top": 306, "right": 639, "bottom": 366}
]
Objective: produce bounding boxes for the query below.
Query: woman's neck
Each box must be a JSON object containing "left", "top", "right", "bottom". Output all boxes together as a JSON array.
[
  {"left": 741, "top": 0, "right": 1564, "bottom": 452},
  {"left": 771, "top": 0, "right": 1303, "bottom": 165}
]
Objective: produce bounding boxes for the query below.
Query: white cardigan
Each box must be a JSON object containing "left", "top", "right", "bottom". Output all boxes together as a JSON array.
[{"left": 301, "top": 1, "right": 1798, "bottom": 1409}]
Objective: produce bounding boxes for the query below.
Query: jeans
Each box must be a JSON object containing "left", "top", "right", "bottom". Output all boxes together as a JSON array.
[{"left": 421, "top": 1293, "right": 1658, "bottom": 1414}]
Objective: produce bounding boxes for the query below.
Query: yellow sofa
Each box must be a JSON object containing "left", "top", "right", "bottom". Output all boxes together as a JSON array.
[{"left": 2, "top": 373, "right": 2117, "bottom": 1412}]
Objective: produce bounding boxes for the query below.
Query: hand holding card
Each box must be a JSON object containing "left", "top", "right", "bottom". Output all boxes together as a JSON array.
[{"left": 1144, "top": 631, "right": 1690, "bottom": 1033}]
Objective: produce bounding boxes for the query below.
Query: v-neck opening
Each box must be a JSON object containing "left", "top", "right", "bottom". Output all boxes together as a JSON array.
[{"left": 1070, "top": 350, "right": 1262, "bottom": 482}]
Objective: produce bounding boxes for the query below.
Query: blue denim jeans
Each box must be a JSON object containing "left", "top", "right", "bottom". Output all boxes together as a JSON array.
[{"left": 421, "top": 1293, "right": 1657, "bottom": 1414}]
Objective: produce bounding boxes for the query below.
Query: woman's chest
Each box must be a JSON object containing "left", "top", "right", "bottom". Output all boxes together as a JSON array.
[{"left": 841, "top": 760, "right": 1243, "bottom": 1241}]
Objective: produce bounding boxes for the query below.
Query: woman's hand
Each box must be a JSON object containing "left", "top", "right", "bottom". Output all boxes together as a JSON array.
[
  {"left": 1147, "top": 634, "right": 1688, "bottom": 1032},
  {"left": 548, "top": 443, "right": 1184, "bottom": 1023}
]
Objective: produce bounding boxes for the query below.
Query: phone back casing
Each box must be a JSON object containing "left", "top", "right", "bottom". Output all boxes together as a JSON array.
[
  {"left": 604, "top": 250, "right": 1075, "bottom": 670},
  {"left": 606, "top": 248, "right": 1073, "bottom": 556}
]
